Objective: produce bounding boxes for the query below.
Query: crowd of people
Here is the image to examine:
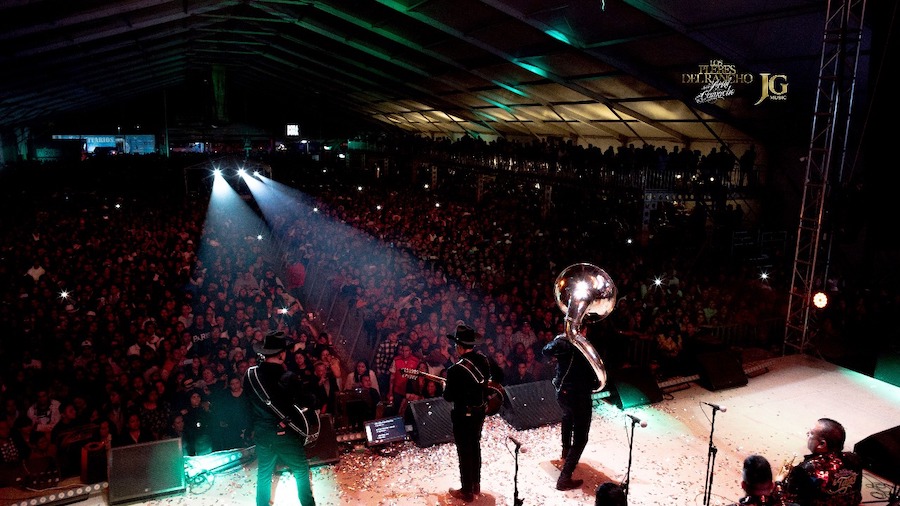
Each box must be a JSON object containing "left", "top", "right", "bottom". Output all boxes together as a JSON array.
[
  {"left": 0, "top": 140, "right": 879, "bottom": 505},
  {"left": 364, "top": 132, "right": 760, "bottom": 190}
]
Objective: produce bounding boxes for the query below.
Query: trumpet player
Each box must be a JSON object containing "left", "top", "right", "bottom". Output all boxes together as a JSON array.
[
  {"left": 727, "top": 454, "right": 796, "bottom": 506},
  {"left": 779, "top": 418, "right": 863, "bottom": 506}
]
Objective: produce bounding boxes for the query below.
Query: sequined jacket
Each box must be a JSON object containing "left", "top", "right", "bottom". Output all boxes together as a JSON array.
[
  {"left": 781, "top": 451, "right": 863, "bottom": 506},
  {"left": 727, "top": 492, "right": 797, "bottom": 506}
]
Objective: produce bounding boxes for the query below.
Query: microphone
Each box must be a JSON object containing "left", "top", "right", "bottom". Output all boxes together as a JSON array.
[
  {"left": 626, "top": 414, "right": 647, "bottom": 428},
  {"left": 702, "top": 402, "right": 727, "bottom": 412},
  {"left": 508, "top": 435, "right": 527, "bottom": 452}
]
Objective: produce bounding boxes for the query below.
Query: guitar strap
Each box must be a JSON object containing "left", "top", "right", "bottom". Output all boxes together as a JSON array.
[
  {"left": 247, "top": 365, "right": 318, "bottom": 444},
  {"left": 458, "top": 357, "right": 486, "bottom": 385}
]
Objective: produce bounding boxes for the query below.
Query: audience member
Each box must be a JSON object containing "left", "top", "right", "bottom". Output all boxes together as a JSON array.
[
  {"left": 345, "top": 359, "right": 380, "bottom": 395},
  {"left": 0, "top": 419, "right": 25, "bottom": 470},
  {"left": 210, "top": 375, "right": 251, "bottom": 450},
  {"left": 113, "top": 413, "right": 154, "bottom": 447},
  {"left": 388, "top": 343, "right": 420, "bottom": 415},
  {"left": 181, "top": 391, "right": 214, "bottom": 456},
  {"left": 373, "top": 331, "right": 402, "bottom": 395},
  {"left": 311, "top": 361, "right": 339, "bottom": 416},
  {"left": 507, "top": 362, "right": 536, "bottom": 386},
  {"left": 26, "top": 389, "right": 61, "bottom": 437}
]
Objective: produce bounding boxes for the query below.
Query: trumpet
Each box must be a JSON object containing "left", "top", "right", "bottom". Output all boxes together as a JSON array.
[
  {"left": 775, "top": 455, "right": 796, "bottom": 483},
  {"left": 553, "top": 263, "right": 617, "bottom": 393}
]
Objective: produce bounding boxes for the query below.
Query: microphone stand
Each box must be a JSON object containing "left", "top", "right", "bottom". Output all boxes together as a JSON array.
[
  {"left": 623, "top": 417, "right": 638, "bottom": 504},
  {"left": 512, "top": 442, "right": 524, "bottom": 506},
  {"left": 702, "top": 407, "right": 720, "bottom": 506}
]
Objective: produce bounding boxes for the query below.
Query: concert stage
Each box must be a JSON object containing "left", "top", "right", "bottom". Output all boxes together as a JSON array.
[{"left": 3, "top": 354, "right": 899, "bottom": 506}]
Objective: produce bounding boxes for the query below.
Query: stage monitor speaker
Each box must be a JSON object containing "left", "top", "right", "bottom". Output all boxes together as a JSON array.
[
  {"left": 307, "top": 413, "right": 340, "bottom": 467},
  {"left": 696, "top": 350, "right": 748, "bottom": 391},
  {"left": 500, "top": 380, "right": 563, "bottom": 431},
  {"left": 854, "top": 424, "right": 900, "bottom": 485},
  {"left": 108, "top": 438, "right": 185, "bottom": 505},
  {"left": 409, "top": 397, "right": 454, "bottom": 447},
  {"left": 609, "top": 367, "right": 663, "bottom": 409}
]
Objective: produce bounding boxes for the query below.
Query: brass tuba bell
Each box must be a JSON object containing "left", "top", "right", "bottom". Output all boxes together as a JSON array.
[{"left": 554, "top": 263, "right": 617, "bottom": 393}]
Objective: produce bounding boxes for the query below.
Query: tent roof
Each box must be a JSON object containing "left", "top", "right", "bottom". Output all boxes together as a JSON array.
[{"left": 0, "top": 0, "right": 877, "bottom": 146}]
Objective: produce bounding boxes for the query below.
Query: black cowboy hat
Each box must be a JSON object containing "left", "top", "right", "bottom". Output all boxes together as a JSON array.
[
  {"left": 253, "top": 331, "right": 288, "bottom": 356},
  {"left": 447, "top": 324, "right": 483, "bottom": 348}
]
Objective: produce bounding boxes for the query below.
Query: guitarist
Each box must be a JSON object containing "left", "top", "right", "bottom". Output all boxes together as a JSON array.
[
  {"left": 444, "top": 324, "right": 492, "bottom": 503},
  {"left": 244, "top": 331, "right": 318, "bottom": 506}
]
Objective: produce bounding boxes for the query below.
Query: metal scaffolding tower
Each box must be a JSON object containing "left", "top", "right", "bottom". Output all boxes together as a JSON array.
[{"left": 783, "top": 0, "right": 867, "bottom": 355}]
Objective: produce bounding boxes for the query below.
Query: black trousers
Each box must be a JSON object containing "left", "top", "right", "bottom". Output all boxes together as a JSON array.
[
  {"left": 558, "top": 387, "right": 593, "bottom": 477},
  {"left": 450, "top": 406, "right": 486, "bottom": 494}
]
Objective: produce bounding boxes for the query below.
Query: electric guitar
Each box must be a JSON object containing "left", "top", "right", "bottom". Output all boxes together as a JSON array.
[
  {"left": 246, "top": 365, "right": 321, "bottom": 446},
  {"left": 401, "top": 368, "right": 505, "bottom": 416}
]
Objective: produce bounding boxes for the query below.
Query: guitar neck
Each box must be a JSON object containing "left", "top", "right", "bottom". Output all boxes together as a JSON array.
[{"left": 402, "top": 368, "right": 446, "bottom": 385}]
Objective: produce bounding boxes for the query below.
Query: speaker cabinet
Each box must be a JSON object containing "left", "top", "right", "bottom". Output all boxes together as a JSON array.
[
  {"left": 500, "top": 380, "right": 563, "bottom": 430},
  {"left": 854, "top": 424, "right": 900, "bottom": 485},
  {"left": 696, "top": 350, "right": 748, "bottom": 391},
  {"left": 307, "top": 413, "right": 340, "bottom": 467},
  {"left": 108, "top": 438, "right": 186, "bottom": 505},
  {"left": 409, "top": 397, "right": 455, "bottom": 447},
  {"left": 609, "top": 367, "right": 663, "bottom": 409}
]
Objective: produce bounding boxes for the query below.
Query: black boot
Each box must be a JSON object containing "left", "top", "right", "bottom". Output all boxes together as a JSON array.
[
  {"left": 449, "top": 488, "right": 475, "bottom": 502},
  {"left": 556, "top": 474, "right": 583, "bottom": 491}
]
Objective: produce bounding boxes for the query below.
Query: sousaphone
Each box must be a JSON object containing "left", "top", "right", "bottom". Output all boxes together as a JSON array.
[{"left": 554, "top": 263, "right": 617, "bottom": 393}]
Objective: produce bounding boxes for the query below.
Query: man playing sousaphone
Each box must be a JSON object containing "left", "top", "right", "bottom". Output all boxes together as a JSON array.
[
  {"left": 543, "top": 328, "right": 599, "bottom": 491},
  {"left": 545, "top": 263, "right": 617, "bottom": 492}
]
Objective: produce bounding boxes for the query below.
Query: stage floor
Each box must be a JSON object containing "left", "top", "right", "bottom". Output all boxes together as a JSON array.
[{"left": 3, "top": 354, "right": 899, "bottom": 506}]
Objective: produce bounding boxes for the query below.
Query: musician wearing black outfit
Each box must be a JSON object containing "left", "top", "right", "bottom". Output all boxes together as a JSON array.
[
  {"left": 727, "top": 454, "right": 794, "bottom": 506},
  {"left": 543, "top": 332, "right": 599, "bottom": 491},
  {"left": 444, "top": 324, "right": 492, "bottom": 503},
  {"left": 244, "top": 332, "right": 318, "bottom": 506}
]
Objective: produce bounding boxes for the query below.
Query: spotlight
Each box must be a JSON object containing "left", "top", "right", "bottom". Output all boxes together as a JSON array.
[
  {"left": 238, "top": 168, "right": 247, "bottom": 178},
  {"left": 759, "top": 271, "right": 769, "bottom": 281},
  {"left": 253, "top": 170, "right": 261, "bottom": 178},
  {"left": 257, "top": 234, "right": 263, "bottom": 241},
  {"left": 812, "top": 291, "right": 828, "bottom": 309},
  {"left": 213, "top": 168, "right": 222, "bottom": 177},
  {"left": 279, "top": 308, "right": 289, "bottom": 315},
  {"left": 59, "top": 290, "right": 69, "bottom": 299},
  {"left": 653, "top": 277, "right": 663, "bottom": 287}
]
